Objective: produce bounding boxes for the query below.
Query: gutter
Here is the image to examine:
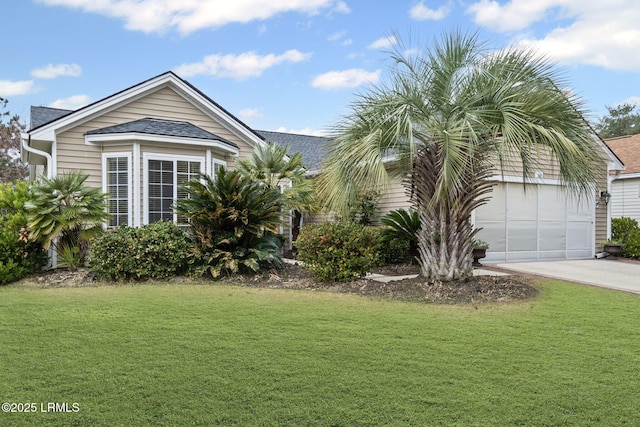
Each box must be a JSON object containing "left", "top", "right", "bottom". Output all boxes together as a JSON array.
[{"left": 21, "top": 132, "right": 53, "bottom": 179}]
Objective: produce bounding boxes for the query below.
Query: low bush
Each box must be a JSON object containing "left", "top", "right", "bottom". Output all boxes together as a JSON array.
[
  {"left": 621, "top": 229, "right": 640, "bottom": 259},
  {"left": 296, "top": 221, "right": 382, "bottom": 282},
  {"left": 612, "top": 217, "right": 639, "bottom": 243},
  {"left": 90, "top": 221, "right": 190, "bottom": 281},
  {"left": 0, "top": 181, "right": 47, "bottom": 285}
]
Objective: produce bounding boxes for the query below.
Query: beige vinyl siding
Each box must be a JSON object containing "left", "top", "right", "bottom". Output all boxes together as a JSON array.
[
  {"left": 611, "top": 177, "right": 640, "bottom": 224},
  {"left": 55, "top": 86, "right": 255, "bottom": 185},
  {"left": 374, "top": 179, "right": 410, "bottom": 224}
]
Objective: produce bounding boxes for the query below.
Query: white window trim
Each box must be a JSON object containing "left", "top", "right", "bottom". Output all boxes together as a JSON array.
[
  {"left": 212, "top": 158, "right": 227, "bottom": 178},
  {"left": 143, "top": 153, "right": 205, "bottom": 225},
  {"left": 102, "top": 152, "right": 133, "bottom": 227}
]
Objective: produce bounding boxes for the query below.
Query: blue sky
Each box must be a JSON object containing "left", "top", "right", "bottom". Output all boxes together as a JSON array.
[{"left": 2, "top": 0, "right": 640, "bottom": 135}]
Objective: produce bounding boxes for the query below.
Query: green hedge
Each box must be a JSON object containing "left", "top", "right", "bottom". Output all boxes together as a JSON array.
[
  {"left": 295, "top": 221, "right": 382, "bottom": 282},
  {"left": 89, "top": 221, "right": 190, "bottom": 281},
  {"left": 0, "top": 181, "right": 47, "bottom": 285}
]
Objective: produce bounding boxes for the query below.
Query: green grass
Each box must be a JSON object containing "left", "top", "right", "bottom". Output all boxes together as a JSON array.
[{"left": 1, "top": 280, "right": 639, "bottom": 426}]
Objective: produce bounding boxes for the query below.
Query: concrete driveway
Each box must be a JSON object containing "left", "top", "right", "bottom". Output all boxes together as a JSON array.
[{"left": 492, "top": 259, "right": 640, "bottom": 294}]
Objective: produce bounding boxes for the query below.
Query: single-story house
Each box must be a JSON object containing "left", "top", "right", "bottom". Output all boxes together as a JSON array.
[
  {"left": 605, "top": 134, "right": 640, "bottom": 224},
  {"left": 22, "top": 71, "right": 624, "bottom": 262}
]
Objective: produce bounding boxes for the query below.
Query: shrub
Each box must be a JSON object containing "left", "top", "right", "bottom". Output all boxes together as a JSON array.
[
  {"left": 89, "top": 221, "right": 190, "bottom": 281},
  {"left": 25, "top": 171, "right": 107, "bottom": 270},
  {"left": 612, "top": 217, "right": 639, "bottom": 243},
  {"left": 175, "top": 169, "right": 284, "bottom": 278},
  {"left": 296, "top": 221, "right": 382, "bottom": 282},
  {"left": 0, "top": 181, "right": 47, "bottom": 285},
  {"left": 380, "top": 208, "right": 421, "bottom": 264},
  {"left": 621, "top": 229, "right": 640, "bottom": 259}
]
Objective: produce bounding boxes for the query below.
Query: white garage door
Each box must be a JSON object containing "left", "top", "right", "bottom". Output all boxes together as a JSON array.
[{"left": 474, "top": 182, "right": 594, "bottom": 262}]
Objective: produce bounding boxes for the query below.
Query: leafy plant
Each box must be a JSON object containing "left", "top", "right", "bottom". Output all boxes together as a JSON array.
[
  {"left": 0, "top": 181, "right": 47, "bottom": 284},
  {"left": 380, "top": 208, "right": 420, "bottom": 263},
  {"left": 175, "top": 168, "right": 284, "bottom": 278},
  {"left": 611, "top": 217, "right": 639, "bottom": 243},
  {"left": 25, "top": 171, "right": 107, "bottom": 270},
  {"left": 473, "top": 239, "right": 489, "bottom": 249},
  {"left": 347, "top": 189, "right": 380, "bottom": 225},
  {"left": 89, "top": 221, "right": 190, "bottom": 281},
  {"left": 236, "top": 141, "right": 318, "bottom": 214},
  {"left": 295, "top": 221, "right": 382, "bottom": 282},
  {"left": 621, "top": 229, "right": 640, "bottom": 259}
]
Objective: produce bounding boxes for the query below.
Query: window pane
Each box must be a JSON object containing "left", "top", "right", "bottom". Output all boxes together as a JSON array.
[{"left": 106, "top": 157, "right": 129, "bottom": 228}]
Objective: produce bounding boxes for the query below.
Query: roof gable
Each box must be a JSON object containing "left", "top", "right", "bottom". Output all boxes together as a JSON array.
[
  {"left": 28, "top": 71, "right": 264, "bottom": 148},
  {"left": 606, "top": 134, "right": 640, "bottom": 174}
]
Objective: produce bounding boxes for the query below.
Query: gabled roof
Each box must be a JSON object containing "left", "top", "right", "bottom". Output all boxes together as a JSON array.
[
  {"left": 256, "top": 130, "right": 329, "bottom": 172},
  {"left": 86, "top": 117, "right": 238, "bottom": 148},
  {"left": 27, "top": 71, "right": 265, "bottom": 147},
  {"left": 605, "top": 134, "right": 640, "bottom": 174}
]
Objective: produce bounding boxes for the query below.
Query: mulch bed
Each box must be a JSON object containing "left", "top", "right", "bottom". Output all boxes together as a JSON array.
[{"left": 23, "top": 263, "right": 539, "bottom": 305}]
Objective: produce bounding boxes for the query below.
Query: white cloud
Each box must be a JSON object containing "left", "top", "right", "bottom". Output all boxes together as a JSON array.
[
  {"left": 38, "top": 0, "right": 345, "bottom": 35},
  {"left": 311, "top": 68, "right": 381, "bottom": 90},
  {"left": 238, "top": 108, "right": 264, "bottom": 122},
  {"left": 328, "top": 30, "right": 347, "bottom": 41},
  {"left": 467, "top": 0, "right": 640, "bottom": 71},
  {"left": 31, "top": 63, "right": 82, "bottom": 79},
  {"left": 466, "top": 0, "right": 551, "bottom": 32},
  {"left": 174, "top": 49, "right": 312, "bottom": 80},
  {"left": 410, "top": 1, "right": 450, "bottom": 21},
  {"left": 273, "top": 126, "right": 328, "bottom": 136},
  {"left": 48, "top": 95, "right": 91, "bottom": 110},
  {"left": 0, "top": 80, "right": 36, "bottom": 97},
  {"left": 368, "top": 35, "right": 398, "bottom": 50},
  {"left": 328, "top": 30, "right": 352, "bottom": 46}
]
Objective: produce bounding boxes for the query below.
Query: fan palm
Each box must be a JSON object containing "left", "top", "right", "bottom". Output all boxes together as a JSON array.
[
  {"left": 25, "top": 171, "right": 107, "bottom": 269},
  {"left": 317, "top": 32, "right": 604, "bottom": 282},
  {"left": 236, "top": 141, "right": 317, "bottom": 214}
]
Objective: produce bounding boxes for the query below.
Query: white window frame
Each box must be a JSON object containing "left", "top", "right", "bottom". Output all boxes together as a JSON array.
[
  {"left": 212, "top": 158, "right": 227, "bottom": 178},
  {"left": 102, "top": 152, "right": 133, "bottom": 228},
  {"left": 143, "top": 153, "right": 205, "bottom": 225}
]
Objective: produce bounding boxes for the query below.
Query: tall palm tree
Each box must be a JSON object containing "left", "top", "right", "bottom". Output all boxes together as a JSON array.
[{"left": 317, "top": 32, "right": 604, "bottom": 282}]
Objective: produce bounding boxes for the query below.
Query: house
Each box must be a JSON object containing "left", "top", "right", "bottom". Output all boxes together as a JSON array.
[
  {"left": 23, "top": 71, "right": 269, "bottom": 229},
  {"left": 22, "top": 71, "right": 624, "bottom": 263},
  {"left": 605, "top": 134, "right": 640, "bottom": 224}
]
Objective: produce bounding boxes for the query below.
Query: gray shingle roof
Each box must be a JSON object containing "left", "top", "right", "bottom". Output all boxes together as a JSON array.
[
  {"left": 86, "top": 118, "right": 238, "bottom": 148},
  {"left": 256, "top": 130, "right": 330, "bottom": 171},
  {"left": 30, "top": 106, "right": 72, "bottom": 129},
  {"left": 30, "top": 108, "right": 330, "bottom": 169}
]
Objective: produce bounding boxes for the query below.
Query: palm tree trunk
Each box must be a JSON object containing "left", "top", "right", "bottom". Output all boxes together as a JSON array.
[{"left": 408, "top": 148, "right": 494, "bottom": 282}]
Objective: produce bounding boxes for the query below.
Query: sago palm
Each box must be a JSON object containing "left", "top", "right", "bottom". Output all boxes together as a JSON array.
[
  {"left": 317, "top": 31, "right": 603, "bottom": 282},
  {"left": 175, "top": 168, "right": 284, "bottom": 278}
]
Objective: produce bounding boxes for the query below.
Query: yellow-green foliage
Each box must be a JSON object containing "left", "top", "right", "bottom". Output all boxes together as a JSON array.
[
  {"left": 296, "top": 221, "right": 382, "bottom": 282},
  {"left": 0, "top": 181, "right": 46, "bottom": 284}
]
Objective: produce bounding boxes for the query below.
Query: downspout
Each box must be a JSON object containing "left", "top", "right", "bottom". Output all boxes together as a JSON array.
[{"left": 21, "top": 132, "right": 53, "bottom": 179}]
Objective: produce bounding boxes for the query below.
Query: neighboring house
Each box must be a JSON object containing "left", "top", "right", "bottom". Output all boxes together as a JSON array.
[
  {"left": 606, "top": 134, "right": 640, "bottom": 224},
  {"left": 22, "top": 71, "right": 624, "bottom": 263}
]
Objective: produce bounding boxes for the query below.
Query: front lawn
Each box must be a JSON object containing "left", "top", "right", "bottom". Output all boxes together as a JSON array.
[{"left": 1, "top": 280, "right": 639, "bottom": 426}]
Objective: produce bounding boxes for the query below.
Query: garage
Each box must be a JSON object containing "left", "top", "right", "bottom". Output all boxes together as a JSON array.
[{"left": 474, "top": 181, "right": 595, "bottom": 262}]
